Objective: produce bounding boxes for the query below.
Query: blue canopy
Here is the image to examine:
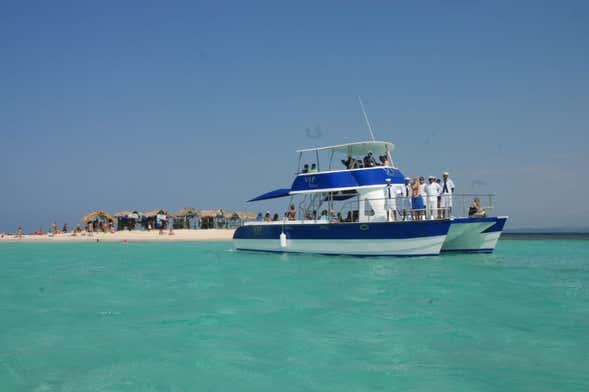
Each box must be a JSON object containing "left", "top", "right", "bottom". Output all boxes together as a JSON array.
[{"left": 247, "top": 188, "right": 291, "bottom": 202}]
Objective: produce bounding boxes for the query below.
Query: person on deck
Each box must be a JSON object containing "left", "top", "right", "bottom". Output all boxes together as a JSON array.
[
  {"left": 384, "top": 178, "right": 398, "bottom": 221},
  {"left": 329, "top": 210, "right": 338, "bottom": 223},
  {"left": 341, "top": 156, "right": 356, "bottom": 169},
  {"left": 469, "top": 197, "right": 486, "bottom": 217},
  {"left": 402, "top": 177, "right": 412, "bottom": 220},
  {"left": 363, "top": 151, "right": 377, "bottom": 167},
  {"left": 425, "top": 176, "right": 442, "bottom": 220},
  {"left": 440, "top": 171, "right": 456, "bottom": 218},
  {"left": 411, "top": 176, "right": 425, "bottom": 220},
  {"left": 287, "top": 204, "right": 296, "bottom": 220},
  {"left": 309, "top": 163, "right": 318, "bottom": 173},
  {"left": 302, "top": 164, "right": 309, "bottom": 173}
]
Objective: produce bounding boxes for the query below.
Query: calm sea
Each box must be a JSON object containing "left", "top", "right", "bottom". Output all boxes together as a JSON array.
[{"left": 1, "top": 239, "right": 588, "bottom": 391}]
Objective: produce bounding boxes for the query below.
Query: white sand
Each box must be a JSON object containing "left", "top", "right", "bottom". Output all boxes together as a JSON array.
[{"left": 0, "top": 229, "right": 235, "bottom": 243}]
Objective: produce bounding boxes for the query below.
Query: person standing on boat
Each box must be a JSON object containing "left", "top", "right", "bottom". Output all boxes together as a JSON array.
[
  {"left": 402, "top": 177, "right": 412, "bottom": 220},
  {"left": 384, "top": 178, "right": 399, "bottom": 221},
  {"left": 426, "top": 176, "right": 442, "bottom": 220},
  {"left": 418, "top": 176, "right": 427, "bottom": 219},
  {"left": 440, "top": 172, "right": 455, "bottom": 218},
  {"left": 363, "top": 151, "right": 377, "bottom": 167},
  {"left": 411, "top": 176, "right": 425, "bottom": 220}
]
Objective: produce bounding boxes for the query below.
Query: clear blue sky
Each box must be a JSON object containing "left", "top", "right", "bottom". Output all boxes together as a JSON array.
[{"left": 1, "top": 1, "right": 588, "bottom": 232}]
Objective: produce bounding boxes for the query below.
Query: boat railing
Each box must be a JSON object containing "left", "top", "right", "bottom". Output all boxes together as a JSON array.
[{"left": 241, "top": 193, "right": 496, "bottom": 226}]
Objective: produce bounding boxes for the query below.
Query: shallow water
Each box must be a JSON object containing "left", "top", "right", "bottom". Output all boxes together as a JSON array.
[{"left": 1, "top": 240, "right": 588, "bottom": 391}]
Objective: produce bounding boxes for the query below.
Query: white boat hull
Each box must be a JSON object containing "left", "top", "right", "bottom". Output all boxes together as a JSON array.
[
  {"left": 441, "top": 217, "right": 508, "bottom": 253},
  {"left": 234, "top": 235, "right": 448, "bottom": 256}
]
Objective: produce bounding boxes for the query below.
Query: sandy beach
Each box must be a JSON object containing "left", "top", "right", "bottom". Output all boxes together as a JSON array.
[{"left": 0, "top": 229, "right": 235, "bottom": 243}]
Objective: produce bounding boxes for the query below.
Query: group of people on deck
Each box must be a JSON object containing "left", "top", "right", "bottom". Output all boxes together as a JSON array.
[
  {"left": 384, "top": 172, "right": 457, "bottom": 221},
  {"left": 341, "top": 151, "right": 390, "bottom": 169},
  {"left": 300, "top": 151, "right": 391, "bottom": 173}
]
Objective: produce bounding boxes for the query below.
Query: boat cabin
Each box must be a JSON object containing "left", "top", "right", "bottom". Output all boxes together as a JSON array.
[{"left": 248, "top": 141, "right": 411, "bottom": 223}]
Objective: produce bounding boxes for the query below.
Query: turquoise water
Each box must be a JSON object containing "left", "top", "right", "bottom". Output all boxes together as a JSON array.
[{"left": 1, "top": 240, "right": 588, "bottom": 391}]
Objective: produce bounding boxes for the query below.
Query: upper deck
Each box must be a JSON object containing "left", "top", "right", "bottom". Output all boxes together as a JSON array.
[
  {"left": 292, "top": 141, "right": 404, "bottom": 193},
  {"left": 247, "top": 140, "right": 405, "bottom": 201}
]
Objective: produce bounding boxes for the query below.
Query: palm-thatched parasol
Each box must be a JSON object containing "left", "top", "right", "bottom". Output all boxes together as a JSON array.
[
  {"left": 238, "top": 211, "right": 258, "bottom": 220},
  {"left": 144, "top": 209, "right": 168, "bottom": 218},
  {"left": 81, "top": 210, "right": 114, "bottom": 223},
  {"left": 171, "top": 207, "right": 198, "bottom": 218},
  {"left": 225, "top": 211, "right": 240, "bottom": 219},
  {"left": 114, "top": 210, "right": 143, "bottom": 219},
  {"left": 199, "top": 209, "right": 224, "bottom": 218}
]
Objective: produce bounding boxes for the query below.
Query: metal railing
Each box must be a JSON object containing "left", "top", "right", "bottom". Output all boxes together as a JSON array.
[
  {"left": 241, "top": 193, "right": 496, "bottom": 225},
  {"left": 294, "top": 193, "right": 495, "bottom": 223}
]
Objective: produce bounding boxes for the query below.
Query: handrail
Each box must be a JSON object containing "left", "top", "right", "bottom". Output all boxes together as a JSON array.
[{"left": 240, "top": 193, "right": 496, "bottom": 225}]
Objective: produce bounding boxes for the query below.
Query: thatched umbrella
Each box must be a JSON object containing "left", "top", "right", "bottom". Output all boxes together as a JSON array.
[
  {"left": 144, "top": 209, "right": 168, "bottom": 218},
  {"left": 238, "top": 211, "right": 258, "bottom": 220},
  {"left": 172, "top": 207, "right": 198, "bottom": 218},
  {"left": 81, "top": 210, "right": 114, "bottom": 223},
  {"left": 199, "top": 209, "right": 224, "bottom": 218},
  {"left": 114, "top": 210, "right": 142, "bottom": 218}
]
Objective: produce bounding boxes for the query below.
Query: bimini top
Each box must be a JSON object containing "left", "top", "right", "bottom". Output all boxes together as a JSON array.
[{"left": 296, "top": 141, "right": 394, "bottom": 156}]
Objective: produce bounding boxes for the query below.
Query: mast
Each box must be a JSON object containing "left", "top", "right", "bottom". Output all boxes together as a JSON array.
[{"left": 358, "top": 96, "right": 376, "bottom": 142}]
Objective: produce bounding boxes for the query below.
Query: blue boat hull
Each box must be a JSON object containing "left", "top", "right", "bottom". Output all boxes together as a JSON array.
[{"left": 233, "top": 220, "right": 451, "bottom": 256}]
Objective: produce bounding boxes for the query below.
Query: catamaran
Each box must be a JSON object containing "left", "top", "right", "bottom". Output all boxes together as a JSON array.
[{"left": 233, "top": 140, "right": 508, "bottom": 256}]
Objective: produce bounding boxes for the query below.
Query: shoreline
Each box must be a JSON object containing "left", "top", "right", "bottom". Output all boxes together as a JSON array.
[{"left": 0, "top": 229, "right": 235, "bottom": 243}]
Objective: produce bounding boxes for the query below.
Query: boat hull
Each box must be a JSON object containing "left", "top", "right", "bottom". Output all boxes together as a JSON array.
[
  {"left": 233, "top": 220, "right": 451, "bottom": 256},
  {"left": 441, "top": 216, "right": 508, "bottom": 253}
]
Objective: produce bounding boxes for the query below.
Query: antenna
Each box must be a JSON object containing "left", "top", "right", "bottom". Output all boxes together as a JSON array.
[{"left": 358, "top": 96, "right": 376, "bottom": 141}]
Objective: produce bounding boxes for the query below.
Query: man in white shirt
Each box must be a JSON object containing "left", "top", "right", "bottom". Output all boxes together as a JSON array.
[
  {"left": 425, "top": 176, "right": 442, "bottom": 220},
  {"left": 440, "top": 171, "right": 456, "bottom": 218},
  {"left": 383, "top": 178, "right": 399, "bottom": 221}
]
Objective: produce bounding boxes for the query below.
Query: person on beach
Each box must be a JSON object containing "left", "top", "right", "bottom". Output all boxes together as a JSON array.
[
  {"left": 440, "top": 171, "right": 455, "bottom": 218},
  {"left": 16, "top": 227, "right": 23, "bottom": 239}
]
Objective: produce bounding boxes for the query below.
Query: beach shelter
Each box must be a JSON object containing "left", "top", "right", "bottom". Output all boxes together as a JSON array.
[
  {"left": 225, "top": 212, "right": 242, "bottom": 229},
  {"left": 114, "top": 210, "right": 142, "bottom": 231},
  {"left": 171, "top": 207, "right": 199, "bottom": 229},
  {"left": 199, "top": 209, "right": 223, "bottom": 229},
  {"left": 143, "top": 209, "right": 169, "bottom": 230},
  {"left": 81, "top": 210, "right": 115, "bottom": 232}
]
